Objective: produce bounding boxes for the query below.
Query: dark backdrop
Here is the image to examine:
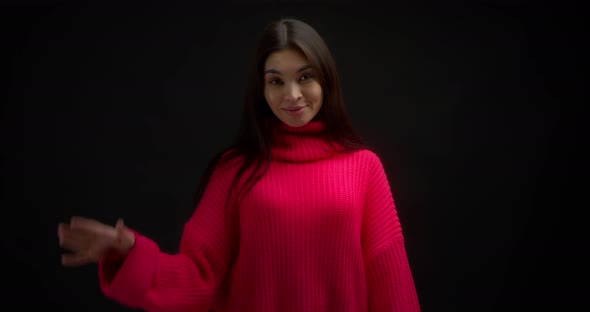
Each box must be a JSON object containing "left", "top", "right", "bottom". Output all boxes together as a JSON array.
[{"left": 2, "top": 0, "right": 585, "bottom": 311}]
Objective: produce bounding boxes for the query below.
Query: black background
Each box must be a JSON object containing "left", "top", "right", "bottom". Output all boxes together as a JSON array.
[{"left": 2, "top": 0, "right": 586, "bottom": 311}]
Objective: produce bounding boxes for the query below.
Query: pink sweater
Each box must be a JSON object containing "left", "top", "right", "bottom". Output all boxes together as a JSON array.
[{"left": 98, "top": 119, "right": 421, "bottom": 311}]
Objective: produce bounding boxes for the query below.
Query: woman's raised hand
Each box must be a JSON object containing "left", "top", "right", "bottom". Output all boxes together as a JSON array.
[{"left": 58, "top": 216, "right": 135, "bottom": 267}]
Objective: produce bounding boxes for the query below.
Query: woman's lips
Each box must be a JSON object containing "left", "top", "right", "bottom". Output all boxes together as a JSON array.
[
  {"left": 282, "top": 106, "right": 306, "bottom": 115},
  {"left": 283, "top": 106, "right": 305, "bottom": 111}
]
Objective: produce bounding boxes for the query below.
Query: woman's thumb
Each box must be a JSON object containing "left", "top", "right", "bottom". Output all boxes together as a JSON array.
[
  {"left": 115, "top": 218, "right": 126, "bottom": 236},
  {"left": 116, "top": 218, "right": 124, "bottom": 228},
  {"left": 114, "top": 218, "right": 135, "bottom": 252}
]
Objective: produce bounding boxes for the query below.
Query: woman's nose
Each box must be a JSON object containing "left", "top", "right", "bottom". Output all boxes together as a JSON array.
[{"left": 284, "top": 83, "right": 302, "bottom": 102}]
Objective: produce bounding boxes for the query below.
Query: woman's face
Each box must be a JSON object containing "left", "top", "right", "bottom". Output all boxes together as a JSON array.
[{"left": 263, "top": 49, "right": 323, "bottom": 127}]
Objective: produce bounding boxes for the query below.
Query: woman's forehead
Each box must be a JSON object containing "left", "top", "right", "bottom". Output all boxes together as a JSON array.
[{"left": 264, "top": 49, "right": 311, "bottom": 72}]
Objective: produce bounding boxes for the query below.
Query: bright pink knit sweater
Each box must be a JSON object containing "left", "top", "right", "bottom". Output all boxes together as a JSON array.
[{"left": 98, "top": 119, "right": 420, "bottom": 312}]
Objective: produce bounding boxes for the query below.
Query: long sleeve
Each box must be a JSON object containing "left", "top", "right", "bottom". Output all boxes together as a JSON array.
[
  {"left": 362, "top": 154, "right": 420, "bottom": 311},
  {"left": 98, "top": 157, "right": 241, "bottom": 312}
]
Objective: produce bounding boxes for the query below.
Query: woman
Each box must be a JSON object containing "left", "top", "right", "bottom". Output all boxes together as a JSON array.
[{"left": 58, "top": 18, "right": 421, "bottom": 312}]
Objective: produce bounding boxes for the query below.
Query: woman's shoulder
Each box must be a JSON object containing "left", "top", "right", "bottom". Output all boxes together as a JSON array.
[
  {"left": 346, "top": 147, "right": 382, "bottom": 165},
  {"left": 206, "top": 147, "right": 246, "bottom": 177}
]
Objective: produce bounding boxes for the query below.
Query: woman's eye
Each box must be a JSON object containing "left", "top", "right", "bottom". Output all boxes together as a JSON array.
[
  {"left": 269, "top": 78, "right": 282, "bottom": 85},
  {"left": 299, "top": 74, "right": 312, "bottom": 81}
]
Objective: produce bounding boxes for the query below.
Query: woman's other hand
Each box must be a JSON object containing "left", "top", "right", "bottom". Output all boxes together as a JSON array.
[{"left": 58, "top": 216, "right": 135, "bottom": 267}]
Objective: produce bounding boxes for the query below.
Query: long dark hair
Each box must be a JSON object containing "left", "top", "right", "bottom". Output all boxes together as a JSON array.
[{"left": 192, "top": 18, "right": 369, "bottom": 217}]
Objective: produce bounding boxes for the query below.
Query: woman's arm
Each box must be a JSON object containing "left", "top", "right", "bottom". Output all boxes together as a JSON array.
[
  {"left": 362, "top": 152, "right": 421, "bottom": 311},
  {"left": 98, "top": 158, "right": 241, "bottom": 312}
]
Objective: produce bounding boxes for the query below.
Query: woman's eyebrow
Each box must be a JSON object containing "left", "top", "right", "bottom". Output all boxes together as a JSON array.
[{"left": 264, "top": 64, "right": 313, "bottom": 75}]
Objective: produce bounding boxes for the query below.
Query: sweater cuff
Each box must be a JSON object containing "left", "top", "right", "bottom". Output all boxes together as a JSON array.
[
  {"left": 366, "top": 238, "right": 421, "bottom": 311},
  {"left": 98, "top": 231, "right": 159, "bottom": 308}
]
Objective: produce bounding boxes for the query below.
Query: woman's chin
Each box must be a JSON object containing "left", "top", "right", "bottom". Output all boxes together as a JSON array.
[{"left": 279, "top": 117, "right": 311, "bottom": 128}]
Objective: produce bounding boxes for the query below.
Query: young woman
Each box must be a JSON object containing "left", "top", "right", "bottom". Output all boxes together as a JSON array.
[{"left": 58, "top": 18, "right": 421, "bottom": 312}]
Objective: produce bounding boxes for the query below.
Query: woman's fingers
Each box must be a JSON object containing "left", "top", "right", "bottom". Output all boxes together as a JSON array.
[
  {"left": 58, "top": 216, "right": 124, "bottom": 266},
  {"left": 59, "top": 231, "right": 89, "bottom": 252},
  {"left": 58, "top": 223, "right": 78, "bottom": 249},
  {"left": 115, "top": 218, "right": 125, "bottom": 230},
  {"left": 61, "top": 252, "right": 94, "bottom": 267},
  {"left": 70, "top": 216, "right": 109, "bottom": 232},
  {"left": 57, "top": 222, "right": 68, "bottom": 242},
  {"left": 114, "top": 218, "right": 125, "bottom": 242},
  {"left": 70, "top": 216, "right": 117, "bottom": 240},
  {"left": 58, "top": 222, "right": 99, "bottom": 252}
]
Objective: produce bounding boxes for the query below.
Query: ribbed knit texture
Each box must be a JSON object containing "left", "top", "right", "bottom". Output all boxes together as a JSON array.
[{"left": 98, "top": 119, "right": 420, "bottom": 312}]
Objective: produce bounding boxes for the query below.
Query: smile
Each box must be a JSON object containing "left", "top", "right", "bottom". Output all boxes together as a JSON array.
[
  {"left": 283, "top": 106, "right": 306, "bottom": 111},
  {"left": 282, "top": 106, "right": 306, "bottom": 115}
]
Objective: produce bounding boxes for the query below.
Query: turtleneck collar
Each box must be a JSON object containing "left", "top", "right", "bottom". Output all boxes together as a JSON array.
[{"left": 269, "top": 117, "right": 344, "bottom": 163}]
